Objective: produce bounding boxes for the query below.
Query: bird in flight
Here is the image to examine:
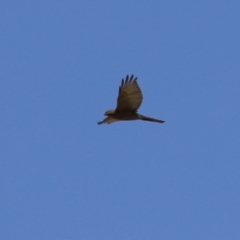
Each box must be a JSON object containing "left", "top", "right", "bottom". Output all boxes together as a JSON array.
[{"left": 98, "top": 75, "right": 165, "bottom": 125}]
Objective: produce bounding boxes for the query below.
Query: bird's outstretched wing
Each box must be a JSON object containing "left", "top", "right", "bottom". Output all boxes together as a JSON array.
[{"left": 116, "top": 75, "right": 143, "bottom": 112}]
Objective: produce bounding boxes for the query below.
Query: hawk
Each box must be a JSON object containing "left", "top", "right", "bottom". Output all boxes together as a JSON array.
[{"left": 98, "top": 75, "right": 165, "bottom": 125}]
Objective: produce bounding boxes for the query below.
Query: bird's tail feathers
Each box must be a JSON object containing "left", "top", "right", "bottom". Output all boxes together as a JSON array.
[{"left": 138, "top": 114, "right": 165, "bottom": 123}]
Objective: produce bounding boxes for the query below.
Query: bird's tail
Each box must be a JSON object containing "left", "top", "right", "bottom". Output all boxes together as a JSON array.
[{"left": 138, "top": 114, "right": 165, "bottom": 123}]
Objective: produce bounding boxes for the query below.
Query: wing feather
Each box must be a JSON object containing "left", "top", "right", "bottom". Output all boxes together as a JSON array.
[{"left": 116, "top": 75, "right": 143, "bottom": 112}]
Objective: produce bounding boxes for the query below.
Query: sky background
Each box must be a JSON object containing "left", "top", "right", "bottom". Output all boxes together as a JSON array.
[{"left": 1, "top": 1, "right": 240, "bottom": 239}]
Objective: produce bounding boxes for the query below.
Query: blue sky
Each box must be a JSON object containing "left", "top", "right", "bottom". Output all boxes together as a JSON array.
[{"left": 1, "top": 1, "right": 240, "bottom": 239}]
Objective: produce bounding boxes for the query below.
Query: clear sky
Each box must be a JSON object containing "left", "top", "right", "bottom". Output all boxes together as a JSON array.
[{"left": 1, "top": 1, "right": 240, "bottom": 239}]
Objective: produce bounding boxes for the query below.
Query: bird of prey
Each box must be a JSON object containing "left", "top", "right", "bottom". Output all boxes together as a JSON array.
[{"left": 98, "top": 75, "right": 165, "bottom": 125}]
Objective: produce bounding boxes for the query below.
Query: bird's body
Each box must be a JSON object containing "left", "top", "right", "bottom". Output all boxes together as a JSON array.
[{"left": 98, "top": 75, "right": 165, "bottom": 125}]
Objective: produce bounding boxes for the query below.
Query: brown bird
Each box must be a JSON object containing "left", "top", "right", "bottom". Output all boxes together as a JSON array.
[{"left": 98, "top": 75, "right": 165, "bottom": 125}]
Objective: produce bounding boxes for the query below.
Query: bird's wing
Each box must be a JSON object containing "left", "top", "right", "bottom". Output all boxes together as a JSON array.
[{"left": 116, "top": 75, "right": 143, "bottom": 112}]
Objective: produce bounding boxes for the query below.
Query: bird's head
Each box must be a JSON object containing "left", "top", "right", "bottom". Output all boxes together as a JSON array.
[{"left": 105, "top": 109, "right": 115, "bottom": 116}]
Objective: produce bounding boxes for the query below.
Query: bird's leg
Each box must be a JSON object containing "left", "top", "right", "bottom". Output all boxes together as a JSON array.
[{"left": 97, "top": 116, "right": 119, "bottom": 125}]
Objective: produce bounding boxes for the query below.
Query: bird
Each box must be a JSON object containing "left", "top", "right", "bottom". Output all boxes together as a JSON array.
[{"left": 98, "top": 75, "right": 165, "bottom": 125}]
